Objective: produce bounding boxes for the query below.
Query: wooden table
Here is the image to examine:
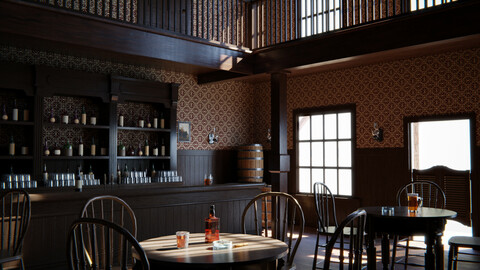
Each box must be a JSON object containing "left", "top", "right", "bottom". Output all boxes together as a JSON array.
[
  {"left": 361, "top": 206, "right": 457, "bottom": 270},
  {"left": 135, "top": 232, "right": 288, "bottom": 269}
]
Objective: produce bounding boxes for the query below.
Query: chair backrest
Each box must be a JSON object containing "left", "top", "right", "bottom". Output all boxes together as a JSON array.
[
  {"left": 0, "top": 190, "right": 31, "bottom": 257},
  {"left": 323, "top": 209, "right": 366, "bottom": 270},
  {"left": 313, "top": 182, "right": 338, "bottom": 233},
  {"left": 80, "top": 195, "right": 137, "bottom": 237},
  {"left": 67, "top": 218, "right": 149, "bottom": 270},
  {"left": 396, "top": 180, "right": 446, "bottom": 208},
  {"left": 241, "top": 192, "right": 304, "bottom": 268}
]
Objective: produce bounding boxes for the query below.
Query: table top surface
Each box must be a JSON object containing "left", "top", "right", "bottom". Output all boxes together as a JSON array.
[
  {"left": 360, "top": 206, "right": 457, "bottom": 219},
  {"left": 137, "top": 232, "right": 288, "bottom": 266}
]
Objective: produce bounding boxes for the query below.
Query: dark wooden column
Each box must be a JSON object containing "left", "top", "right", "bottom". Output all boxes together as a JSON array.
[{"left": 269, "top": 72, "right": 290, "bottom": 192}]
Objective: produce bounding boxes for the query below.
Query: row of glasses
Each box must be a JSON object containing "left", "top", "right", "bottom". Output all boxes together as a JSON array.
[
  {"left": 152, "top": 170, "right": 182, "bottom": 183},
  {"left": 1, "top": 174, "right": 37, "bottom": 189}
]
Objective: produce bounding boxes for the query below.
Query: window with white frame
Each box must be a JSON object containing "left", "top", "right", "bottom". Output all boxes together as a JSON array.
[
  {"left": 296, "top": 108, "right": 354, "bottom": 195},
  {"left": 300, "top": 0, "right": 342, "bottom": 37}
]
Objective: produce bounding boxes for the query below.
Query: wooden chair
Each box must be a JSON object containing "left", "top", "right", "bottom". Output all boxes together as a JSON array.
[
  {"left": 447, "top": 236, "right": 480, "bottom": 270},
  {"left": 80, "top": 195, "right": 137, "bottom": 237},
  {"left": 391, "top": 180, "right": 446, "bottom": 269},
  {"left": 66, "top": 218, "right": 149, "bottom": 270},
  {"left": 0, "top": 190, "right": 31, "bottom": 270},
  {"left": 241, "top": 192, "right": 305, "bottom": 270},
  {"left": 312, "top": 182, "right": 340, "bottom": 269},
  {"left": 323, "top": 209, "right": 366, "bottom": 270}
]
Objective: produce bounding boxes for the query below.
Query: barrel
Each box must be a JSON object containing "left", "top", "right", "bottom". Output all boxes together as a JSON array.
[{"left": 237, "top": 144, "right": 264, "bottom": 183}]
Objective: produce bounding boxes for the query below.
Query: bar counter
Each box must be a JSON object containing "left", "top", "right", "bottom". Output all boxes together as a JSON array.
[{"left": 22, "top": 182, "right": 265, "bottom": 270}]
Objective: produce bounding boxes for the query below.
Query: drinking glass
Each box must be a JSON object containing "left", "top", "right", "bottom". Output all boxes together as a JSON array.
[
  {"left": 176, "top": 231, "right": 189, "bottom": 249},
  {"left": 407, "top": 193, "right": 423, "bottom": 212}
]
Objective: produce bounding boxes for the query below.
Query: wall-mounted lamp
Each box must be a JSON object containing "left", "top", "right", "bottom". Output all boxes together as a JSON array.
[
  {"left": 208, "top": 127, "right": 219, "bottom": 144},
  {"left": 267, "top": 128, "right": 272, "bottom": 143},
  {"left": 372, "top": 123, "right": 384, "bottom": 142}
]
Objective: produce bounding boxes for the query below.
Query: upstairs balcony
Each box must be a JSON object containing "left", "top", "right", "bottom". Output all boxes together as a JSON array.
[{"left": 0, "top": 0, "right": 479, "bottom": 82}]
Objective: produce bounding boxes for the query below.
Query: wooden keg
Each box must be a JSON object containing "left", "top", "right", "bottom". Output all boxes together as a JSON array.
[{"left": 237, "top": 144, "right": 264, "bottom": 182}]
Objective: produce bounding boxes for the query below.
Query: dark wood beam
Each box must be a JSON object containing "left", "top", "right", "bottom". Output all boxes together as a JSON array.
[
  {"left": 252, "top": 0, "right": 480, "bottom": 74},
  {"left": 0, "top": 0, "right": 252, "bottom": 75},
  {"left": 197, "top": 70, "right": 247, "bottom": 85}
]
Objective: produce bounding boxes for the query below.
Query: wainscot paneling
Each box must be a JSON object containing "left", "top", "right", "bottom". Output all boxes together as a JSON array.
[{"left": 23, "top": 183, "right": 264, "bottom": 269}]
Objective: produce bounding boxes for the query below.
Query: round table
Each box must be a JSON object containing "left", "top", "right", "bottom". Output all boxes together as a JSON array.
[{"left": 135, "top": 232, "right": 288, "bottom": 269}]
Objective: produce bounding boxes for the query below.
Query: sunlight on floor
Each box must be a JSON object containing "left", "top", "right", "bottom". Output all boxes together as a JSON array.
[{"left": 411, "top": 220, "right": 472, "bottom": 250}]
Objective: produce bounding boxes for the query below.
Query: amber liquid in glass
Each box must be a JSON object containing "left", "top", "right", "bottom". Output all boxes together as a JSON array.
[
  {"left": 205, "top": 205, "right": 220, "bottom": 243},
  {"left": 407, "top": 193, "right": 419, "bottom": 212}
]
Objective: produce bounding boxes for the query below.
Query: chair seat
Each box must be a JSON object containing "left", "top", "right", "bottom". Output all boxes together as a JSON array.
[
  {"left": 320, "top": 226, "right": 355, "bottom": 235},
  {"left": 449, "top": 236, "right": 480, "bottom": 248}
]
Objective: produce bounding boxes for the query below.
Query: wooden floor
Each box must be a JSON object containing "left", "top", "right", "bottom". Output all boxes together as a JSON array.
[{"left": 295, "top": 227, "right": 480, "bottom": 270}]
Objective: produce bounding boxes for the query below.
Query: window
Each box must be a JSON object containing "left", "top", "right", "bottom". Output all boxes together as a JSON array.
[
  {"left": 410, "top": 0, "right": 457, "bottom": 12},
  {"left": 301, "top": 0, "right": 341, "bottom": 37},
  {"left": 295, "top": 107, "right": 354, "bottom": 195}
]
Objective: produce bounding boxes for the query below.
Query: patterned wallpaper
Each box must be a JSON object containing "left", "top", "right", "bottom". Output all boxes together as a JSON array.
[
  {"left": 253, "top": 47, "right": 480, "bottom": 149},
  {"left": 1, "top": 45, "right": 479, "bottom": 151}
]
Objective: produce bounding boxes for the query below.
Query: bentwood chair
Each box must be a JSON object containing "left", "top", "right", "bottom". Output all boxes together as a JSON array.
[
  {"left": 241, "top": 192, "right": 305, "bottom": 270},
  {"left": 0, "top": 190, "right": 31, "bottom": 270},
  {"left": 323, "top": 209, "right": 366, "bottom": 270},
  {"left": 67, "top": 218, "right": 149, "bottom": 270},
  {"left": 80, "top": 195, "right": 137, "bottom": 237},
  {"left": 391, "top": 180, "right": 446, "bottom": 269},
  {"left": 447, "top": 236, "right": 480, "bottom": 270},
  {"left": 312, "top": 182, "right": 340, "bottom": 269}
]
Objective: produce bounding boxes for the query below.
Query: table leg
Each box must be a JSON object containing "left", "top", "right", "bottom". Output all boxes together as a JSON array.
[
  {"left": 381, "top": 233, "right": 390, "bottom": 270},
  {"left": 425, "top": 233, "right": 436, "bottom": 269},
  {"left": 435, "top": 233, "right": 444, "bottom": 270},
  {"left": 366, "top": 231, "right": 377, "bottom": 270}
]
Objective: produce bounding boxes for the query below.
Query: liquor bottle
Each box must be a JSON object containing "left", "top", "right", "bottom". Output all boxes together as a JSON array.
[
  {"left": 75, "top": 165, "right": 83, "bottom": 192},
  {"left": 44, "top": 140, "right": 50, "bottom": 156},
  {"left": 81, "top": 106, "right": 87, "bottom": 125},
  {"left": 144, "top": 139, "right": 149, "bottom": 156},
  {"left": 151, "top": 164, "right": 157, "bottom": 178},
  {"left": 62, "top": 111, "right": 69, "bottom": 124},
  {"left": 119, "top": 141, "right": 126, "bottom": 156},
  {"left": 153, "top": 112, "right": 158, "bottom": 128},
  {"left": 88, "top": 165, "right": 94, "bottom": 176},
  {"left": 73, "top": 111, "right": 80, "bottom": 124},
  {"left": 53, "top": 143, "right": 61, "bottom": 156},
  {"left": 23, "top": 103, "right": 29, "bottom": 121},
  {"left": 119, "top": 114, "right": 124, "bottom": 127},
  {"left": 138, "top": 143, "right": 143, "bottom": 156},
  {"left": 147, "top": 115, "right": 151, "bottom": 128},
  {"left": 160, "top": 112, "right": 165, "bottom": 129},
  {"left": 138, "top": 117, "right": 144, "bottom": 128},
  {"left": 9, "top": 135, "right": 15, "bottom": 156},
  {"left": 49, "top": 108, "right": 56, "bottom": 123},
  {"left": 78, "top": 137, "right": 84, "bottom": 156},
  {"left": 90, "top": 137, "right": 96, "bottom": 156},
  {"left": 205, "top": 205, "right": 220, "bottom": 243},
  {"left": 43, "top": 163, "right": 49, "bottom": 182},
  {"left": 123, "top": 164, "right": 129, "bottom": 183},
  {"left": 152, "top": 141, "right": 159, "bottom": 156},
  {"left": 117, "top": 164, "right": 121, "bottom": 183},
  {"left": 161, "top": 138, "right": 166, "bottom": 156},
  {"left": 12, "top": 99, "right": 18, "bottom": 121},
  {"left": 1, "top": 103, "right": 8, "bottom": 120},
  {"left": 64, "top": 140, "right": 73, "bottom": 156}
]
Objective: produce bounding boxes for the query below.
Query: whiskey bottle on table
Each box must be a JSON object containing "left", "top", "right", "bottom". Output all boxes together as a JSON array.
[{"left": 205, "top": 205, "right": 220, "bottom": 243}]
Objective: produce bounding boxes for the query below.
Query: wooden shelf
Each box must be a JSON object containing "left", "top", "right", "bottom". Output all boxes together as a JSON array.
[
  {"left": 0, "top": 120, "right": 34, "bottom": 126},
  {"left": 0, "top": 155, "right": 33, "bottom": 160},
  {"left": 43, "top": 122, "right": 109, "bottom": 129},
  {"left": 117, "top": 156, "right": 170, "bottom": 160},
  {"left": 118, "top": 126, "right": 170, "bottom": 132},
  {"left": 42, "top": 156, "right": 109, "bottom": 160}
]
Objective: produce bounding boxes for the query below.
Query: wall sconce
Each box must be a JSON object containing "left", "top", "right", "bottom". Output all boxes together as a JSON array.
[
  {"left": 208, "top": 127, "right": 219, "bottom": 144},
  {"left": 372, "top": 123, "right": 384, "bottom": 142},
  {"left": 267, "top": 128, "right": 272, "bottom": 143}
]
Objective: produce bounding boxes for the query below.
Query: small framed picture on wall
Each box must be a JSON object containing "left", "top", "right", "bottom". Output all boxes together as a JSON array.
[{"left": 178, "top": 121, "right": 191, "bottom": 142}]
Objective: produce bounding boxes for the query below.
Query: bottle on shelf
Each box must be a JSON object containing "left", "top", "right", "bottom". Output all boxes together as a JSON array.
[
  {"left": 123, "top": 164, "right": 129, "bottom": 183},
  {"left": 49, "top": 108, "right": 56, "bottom": 123},
  {"left": 2, "top": 103, "right": 8, "bottom": 120},
  {"left": 53, "top": 143, "right": 61, "bottom": 156},
  {"left": 119, "top": 141, "right": 126, "bottom": 156},
  {"left": 64, "top": 140, "right": 73, "bottom": 156},
  {"left": 78, "top": 137, "right": 84, "bottom": 156},
  {"left": 153, "top": 112, "right": 158, "bottom": 128},
  {"left": 152, "top": 141, "right": 159, "bottom": 156},
  {"left": 151, "top": 164, "right": 157, "bottom": 178},
  {"left": 73, "top": 111, "right": 79, "bottom": 124},
  {"left": 44, "top": 140, "right": 50, "bottom": 156},
  {"left": 144, "top": 139, "right": 149, "bottom": 156},
  {"left": 75, "top": 165, "right": 83, "bottom": 192},
  {"left": 147, "top": 115, "right": 151, "bottom": 128},
  {"left": 62, "top": 111, "right": 69, "bottom": 124},
  {"left": 116, "top": 164, "right": 121, "bottom": 183},
  {"left": 23, "top": 103, "right": 29, "bottom": 121},
  {"left": 12, "top": 99, "right": 18, "bottom": 121},
  {"left": 43, "top": 163, "right": 48, "bottom": 183},
  {"left": 138, "top": 143, "right": 143, "bottom": 156},
  {"left": 129, "top": 146, "right": 135, "bottom": 156},
  {"left": 138, "top": 117, "right": 144, "bottom": 128},
  {"left": 90, "top": 112, "right": 96, "bottom": 125},
  {"left": 205, "top": 205, "right": 220, "bottom": 243},
  {"left": 81, "top": 106, "right": 87, "bottom": 125},
  {"left": 9, "top": 135, "right": 15, "bottom": 156},
  {"left": 88, "top": 165, "right": 94, "bottom": 176},
  {"left": 161, "top": 138, "right": 166, "bottom": 156},
  {"left": 160, "top": 112, "right": 165, "bottom": 129},
  {"left": 90, "top": 137, "right": 96, "bottom": 156},
  {"left": 119, "top": 113, "right": 124, "bottom": 127}
]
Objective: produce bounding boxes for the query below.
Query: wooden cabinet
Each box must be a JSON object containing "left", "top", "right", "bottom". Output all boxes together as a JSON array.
[{"left": 0, "top": 62, "right": 179, "bottom": 190}]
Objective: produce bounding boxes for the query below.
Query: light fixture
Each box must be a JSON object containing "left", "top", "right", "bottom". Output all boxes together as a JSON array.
[
  {"left": 208, "top": 127, "right": 219, "bottom": 144},
  {"left": 372, "top": 123, "right": 384, "bottom": 142}
]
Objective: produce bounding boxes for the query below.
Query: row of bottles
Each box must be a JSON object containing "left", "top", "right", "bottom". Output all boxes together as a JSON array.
[
  {"left": 116, "top": 164, "right": 182, "bottom": 184},
  {"left": 5, "top": 135, "right": 30, "bottom": 156},
  {"left": 47, "top": 106, "right": 98, "bottom": 125},
  {"left": 44, "top": 138, "right": 107, "bottom": 156},
  {"left": 118, "top": 112, "right": 165, "bottom": 128},
  {"left": 1, "top": 99, "right": 30, "bottom": 122},
  {"left": 118, "top": 139, "right": 166, "bottom": 157},
  {"left": 42, "top": 164, "right": 100, "bottom": 190}
]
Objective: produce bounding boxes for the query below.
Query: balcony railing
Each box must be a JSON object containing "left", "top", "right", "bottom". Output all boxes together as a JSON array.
[{"left": 25, "top": 0, "right": 458, "bottom": 50}]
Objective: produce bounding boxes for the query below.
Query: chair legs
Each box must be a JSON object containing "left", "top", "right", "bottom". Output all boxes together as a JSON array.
[{"left": 313, "top": 231, "right": 321, "bottom": 270}]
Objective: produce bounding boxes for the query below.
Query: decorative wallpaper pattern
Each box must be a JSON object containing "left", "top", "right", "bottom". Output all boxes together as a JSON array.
[{"left": 1, "top": 45, "right": 479, "bottom": 151}]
